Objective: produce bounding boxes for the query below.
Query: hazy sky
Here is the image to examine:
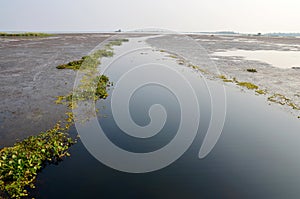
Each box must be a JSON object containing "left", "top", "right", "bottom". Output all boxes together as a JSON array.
[{"left": 1, "top": 0, "right": 299, "bottom": 33}]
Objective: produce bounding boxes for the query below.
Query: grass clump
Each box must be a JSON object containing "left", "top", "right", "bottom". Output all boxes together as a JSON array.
[
  {"left": 268, "top": 94, "right": 300, "bottom": 110},
  {"left": 247, "top": 68, "right": 257, "bottom": 73},
  {"left": 56, "top": 58, "right": 85, "bottom": 70},
  {"left": 255, "top": 89, "right": 267, "bottom": 95},
  {"left": 188, "top": 64, "right": 207, "bottom": 73},
  {"left": 106, "top": 39, "right": 129, "bottom": 47},
  {"left": 56, "top": 49, "right": 113, "bottom": 70},
  {"left": 289, "top": 102, "right": 299, "bottom": 110},
  {"left": 168, "top": 55, "right": 178, "bottom": 59},
  {"left": 105, "top": 38, "right": 129, "bottom": 49},
  {"left": 219, "top": 75, "right": 233, "bottom": 82},
  {"left": 95, "top": 75, "right": 110, "bottom": 99},
  {"left": 56, "top": 39, "right": 128, "bottom": 70},
  {"left": 0, "top": 122, "right": 74, "bottom": 199},
  {"left": 0, "top": 32, "right": 53, "bottom": 37},
  {"left": 237, "top": 82, "right": 259, "bottom": 90},
  {"left": 206, "top": 69, "right": 299, "bottom": 117},
  {"left": 61, "top": 74, "right": 111, "bottom": 105}
]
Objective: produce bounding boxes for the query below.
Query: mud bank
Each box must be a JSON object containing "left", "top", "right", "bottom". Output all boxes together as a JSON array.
[
  {"left": 0, "top": 33, "right": 114, "bottom": 146},
  {"left": 146, "top": 34, "right": 300, "bottom": 117}
]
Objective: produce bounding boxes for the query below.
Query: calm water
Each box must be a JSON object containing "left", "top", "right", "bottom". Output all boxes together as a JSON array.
[
  {"left": 213, "top": 50, "right": 300, "bottom": 69},
  {"left": 32, "top": 38, "right": 300, "bottom": 199}
]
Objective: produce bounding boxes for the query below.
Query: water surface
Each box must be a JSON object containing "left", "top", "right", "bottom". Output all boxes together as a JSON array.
[
  {"left": 33, "top": 37, "right": 300, "bottom": 199},
  {"left": 213, "top": 50, "right": 300, "bottom": 69}
]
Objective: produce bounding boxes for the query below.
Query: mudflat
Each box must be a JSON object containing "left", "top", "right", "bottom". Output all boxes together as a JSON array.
[
  {"left": 147, "top": 34, "right": 300, "bottom": 118},
  {"left": 0, "top": 33, "right": 113, "bottom": 146}
]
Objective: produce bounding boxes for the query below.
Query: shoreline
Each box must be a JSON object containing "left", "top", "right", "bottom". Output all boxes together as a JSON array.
[{"left": 146, "top": 34, "right": 300, "bottom": 118}]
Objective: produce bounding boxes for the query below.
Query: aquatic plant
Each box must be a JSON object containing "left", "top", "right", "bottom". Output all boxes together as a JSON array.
[
  {"left": 237, "top": 82, "right": 259, "bottom": 90},
  {"left": 56, "top": 50, "right": 110, "bottom": 70},
  {"left": 188, "top": 64, "right": 207, "bottom": 73},
  {"left": 0, "top": 122, "right": 74, "bottom": 199},
  {"left": 0, "top": 38, "right": 128, "bottom": 199},
  {"left": 57, "top": 74, "right": 111, "bottom": 107},
  {"left": 95, "top": 75, "right": 110, "bottom": 99},
  {"left": 218, "top": 75, "right": 233, "bottom": 82},
  {"left": 168, "top": 55, "right": 178, "bottom": 59},
  {"left": 105, "top": 38, "right": 129, "bottom": 47},
  {"left": 268, "top": 94, "right": 300, "bottom": 110},
  {"left": 56, "top": 58, "right": 85, "bottom": 70},
  {"left": 255, "top": 89, "right": 267, "bottom": 95},
  {"left": 56, "top": 38, "right": 128, "bottom": 70},
  {"left": 55, "top": 39, "right": 126, "bottom": 105}
]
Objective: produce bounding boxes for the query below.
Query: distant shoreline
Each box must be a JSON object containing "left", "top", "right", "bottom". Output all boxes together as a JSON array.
[{"left": 1, "top": 31, "right": 300, "bottom": 37}]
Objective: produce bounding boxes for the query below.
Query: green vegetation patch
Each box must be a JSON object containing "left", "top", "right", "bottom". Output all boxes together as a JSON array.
[
  {"left": 255, "top": 89, "right": 267, "bottom": 95},
  {"left": 56, "top": 58, "right": 85, "bottom": 70},
  {"left": 218, "top": 75, "right": 233, "bottom": 82},
  {"left": 168, "top": 55, "right": 178, "bottom": 59},
  {"left": 56, "top": 50, "right": 113, "bottom": 70},
  {"left": 237, "top": 82, "right": 259, "bottom": 90},
  {"left": 95, "top": 75, "right": 110, "bottom": 99},
  {"left": 0, "top": 32, "right": 53, "bottom": 37},
  {"left": 105, "top": 38, "right": 129, "bottom": 48},
  {"left": 56, "top": 39, "right": 128, "bottom": 70},
  {"left": 188, "top": 64, "right": 207, "bottom": 73},
  {"left": 0, "top": 38, "right": 128, "bottom": 199},
  {"left": 57, "top": 74, "right": 111, "bottom": 108},
  {"left": 247, "top": 68, "right": 258, "bottom": 73},
  {"left": 268, "top": 94, "right": 300, "bottom": 110},
  {"left": 0, "top": 122, "right": 74, "bottom": 198}
]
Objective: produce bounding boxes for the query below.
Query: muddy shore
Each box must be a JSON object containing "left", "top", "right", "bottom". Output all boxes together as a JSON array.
[{"left": 146, "top": 34, "right": 300, "bottom": 118}]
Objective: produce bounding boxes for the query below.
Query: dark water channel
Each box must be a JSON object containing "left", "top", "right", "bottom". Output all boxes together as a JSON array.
[{"left": 32, "top": 38, "right": 300, "bottom": 199}]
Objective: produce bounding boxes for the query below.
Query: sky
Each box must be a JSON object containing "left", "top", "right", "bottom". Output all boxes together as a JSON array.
[{"left": 1, "top": 0, "right": 300, "bottom": 33}]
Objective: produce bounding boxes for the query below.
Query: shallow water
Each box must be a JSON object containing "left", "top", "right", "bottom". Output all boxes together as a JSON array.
[
  {"left": 32, "top": 37, "right": 300, "bottom": 199},
  {"left": 212, "top": 49, "right": 300, "bottom": 69}
]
